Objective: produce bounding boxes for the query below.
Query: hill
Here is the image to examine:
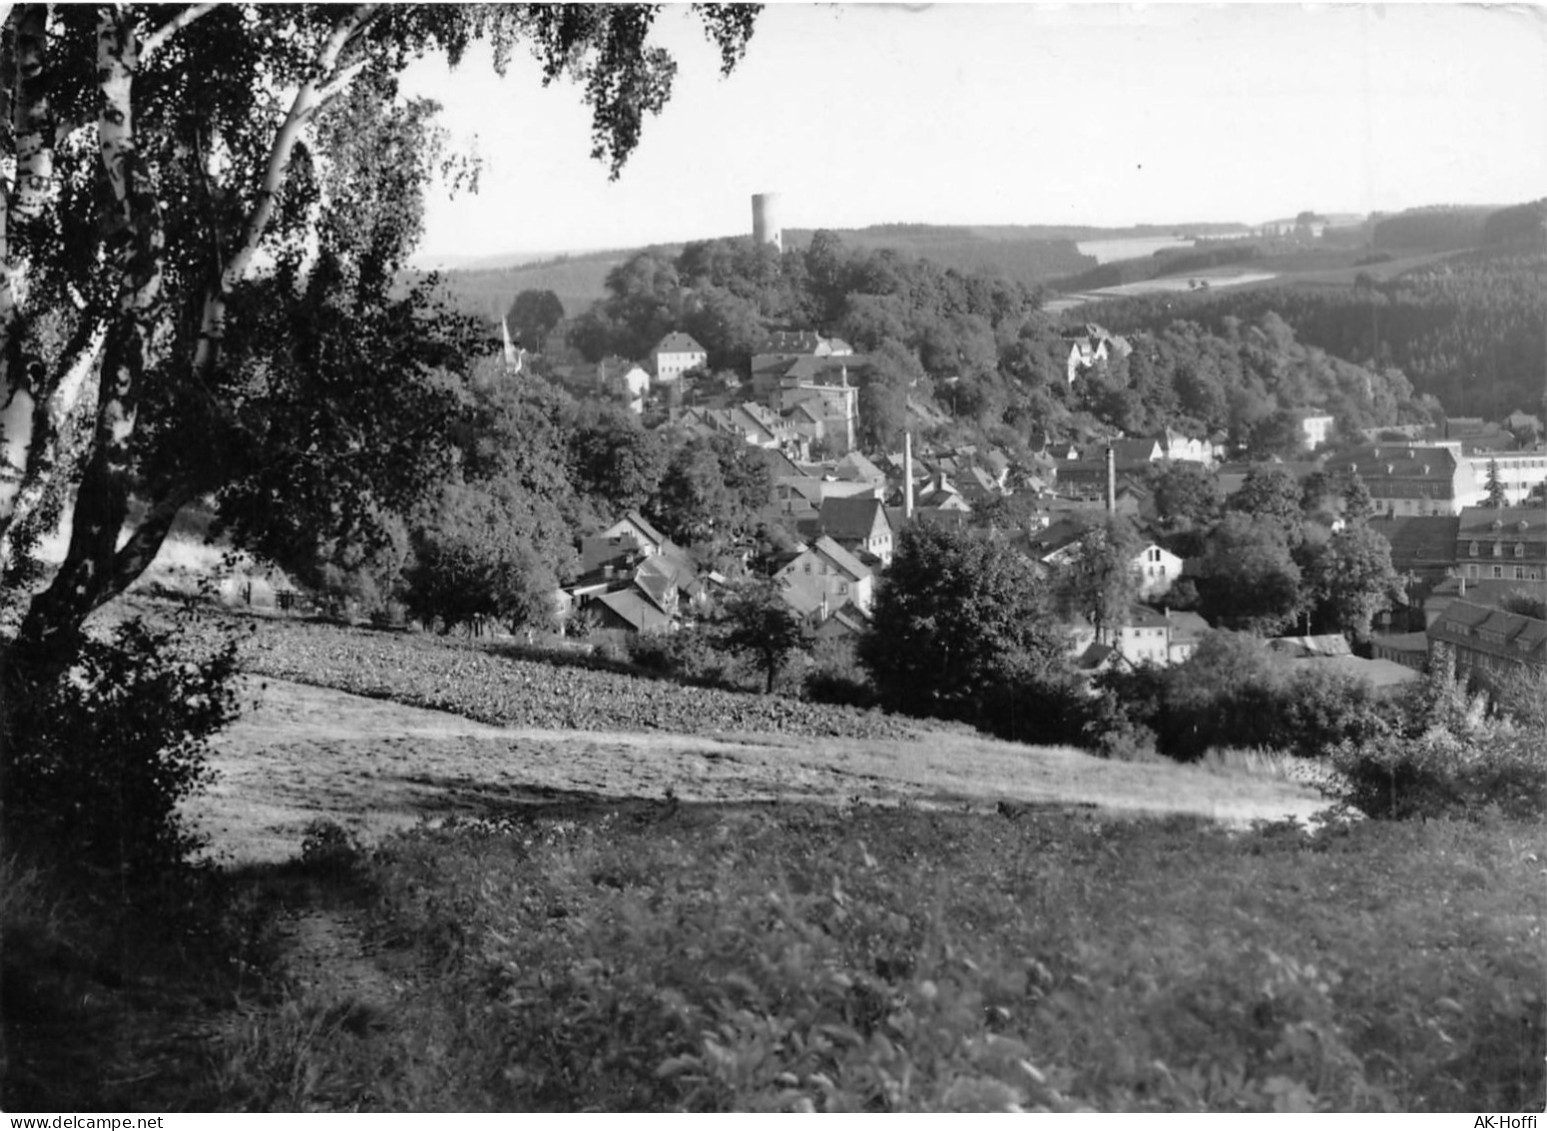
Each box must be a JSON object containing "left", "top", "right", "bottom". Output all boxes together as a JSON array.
[
  {"left": 426, "top": 221, "right": 1259, "bottom": 326},
  {"left": 1085, "top": 240, "right": 1547, "bottom": 420},
  {"left": 419, "top": 246, "right": 670, "bottom": 325}
]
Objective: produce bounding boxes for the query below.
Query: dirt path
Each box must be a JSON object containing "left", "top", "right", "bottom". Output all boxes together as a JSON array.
[{"left": 194, "top": 677, "right": 1329, "bottom": 866}]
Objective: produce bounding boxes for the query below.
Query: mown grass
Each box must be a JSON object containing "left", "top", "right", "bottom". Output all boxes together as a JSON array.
[{"left": 200, "top": 805, "right": 1544, "bottom": 1113}]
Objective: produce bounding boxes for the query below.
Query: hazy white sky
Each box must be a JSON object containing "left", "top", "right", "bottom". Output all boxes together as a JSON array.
[{"left": 402, "top": 3, "right": 1547, "bottom": 264}]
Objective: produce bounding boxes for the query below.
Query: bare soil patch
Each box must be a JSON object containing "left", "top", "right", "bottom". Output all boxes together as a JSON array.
[{"left": 196, "top": 676, "right": 1328, "bottom": 866}]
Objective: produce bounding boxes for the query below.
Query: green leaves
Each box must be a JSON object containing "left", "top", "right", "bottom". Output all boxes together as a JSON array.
[{"left": 861, "top": 523, "right": 1075, "bottom": 742}]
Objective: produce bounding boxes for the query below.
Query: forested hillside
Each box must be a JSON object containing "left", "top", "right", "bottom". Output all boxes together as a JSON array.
[
  {"left": 1090, "top": 244, "right": 1546, "bottom": 419},
  {"left": 556, "top": 229, "right": 1426, "bottom": 461}
]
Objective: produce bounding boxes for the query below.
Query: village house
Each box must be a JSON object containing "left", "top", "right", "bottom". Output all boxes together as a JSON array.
[
  {"left": 1369, "top": 514, "right": 1462, "bottom": 589},
  {"left": 1428, "top": 599, "right": 1547, "bottom": 680},
  {"left": 1055, "top": 440, "right": 1163, "bottom": 498},
  {"left": 768, "top": 356, "right": 866, "bottom": 454},
  {"left": 651, "top": 331, "right": 708, "bottom": 384},
  {"left": 564, "top": 509, "right": 710, "bottom": 637},
  {"left": 912, "top": 470, "right": 971, "bottom": 513},
  {"left": 757, "top": 329, "right": 854, "bottom": 357},
  {"left": 813, "top": 495, "right": 895, "bottom": 568},
  {"left": 1069, "top": 606, "right": 1210, "bottom": 671},
  {"left": 1291, "top": 412, "right": 1336, "bottom": 452},
  {"left": 1369, "top": 630, "right": 1431, "bottom": 671},
  {"left": 596, "top": 355, "right": 651, "bottom": 413},
  {"left": 810, "top": 601, "right": 870, "bottom": 643},
  {"left": 1157, "top": 428, "right": 1217, "bottom": 464},
  {"left": 580, "top": 511, "right": 672, "bottom": 572},
  {"left": 774, "top": 535, "right": 875, "bottom": 618},
  {"left": 1060, "top": 323, "right": 1133, "bottom": 386},
  {"left": 1421, "top": 575, "right": 1542, "bottom": 628},
  {"left": 680, "top": 402, "right": 802, "bottom": 454},
  {"left": 1453, "top": 506, "right": 1547, "bottom": 584},
  {"left": 1027, "top": 519, "right": 1184, "bottom": 600},
  {"left": 1322, "top": 443, "right": 1478, "bottom": 516}
]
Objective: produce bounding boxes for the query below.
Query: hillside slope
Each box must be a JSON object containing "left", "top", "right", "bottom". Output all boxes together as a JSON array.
[{"left": 198, "top": 676, "right": 1327, "bottom": 865}]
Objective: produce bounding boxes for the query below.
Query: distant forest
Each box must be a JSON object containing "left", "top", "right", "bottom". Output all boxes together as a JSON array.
[{"left": 1091, "top": 242, "right": 1546, "bottom": 421}]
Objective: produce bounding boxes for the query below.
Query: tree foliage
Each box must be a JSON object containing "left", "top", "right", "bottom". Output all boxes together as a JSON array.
[
  {"left": 0, "top": 3, "right": 758, "bottom": 683},
  {"left": 506, "top": 289, "right": 566, "bottom": 353},
  {"left": 1091, "top": 241, "right": 1546, "bottom": 422},
  {"left": 859, "top": 523, "right": 1072, "bottom": 741},
  {"left": 1297, "top": 524, "right": 1401, "bottom": 643},
  {"left": 1054, "top": 515, "right": 1143, "bottom": 645},
  {"left": 1195, "top": 513, "right": 1305, "bottom": 635},
  {"left": 718, "top": 577, "right": 806, "bottom": 694}
]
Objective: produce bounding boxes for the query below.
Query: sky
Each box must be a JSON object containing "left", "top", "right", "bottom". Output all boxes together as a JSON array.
[{"left": 402, "top": 3, "right": 1547, "bottom": 266}]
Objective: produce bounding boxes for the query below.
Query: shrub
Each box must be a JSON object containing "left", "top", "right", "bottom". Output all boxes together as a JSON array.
[
  {"left": 298, "top": 820, "right": 368, "bottom": 880},
  {"left": 1274, "top": 666, "right": 1390, "bottom": 759},
  {"left": 803, "top": 638, "right": 877, "bottom": 708},
  {"left": 1327, "top": 724, "right": 1546, "bottom": 822},
  {"left": 626, "top": 625, "right": 727, "bottom": 685},
  {"left": 1081, "top": 689, "right": 1161, "bottom": 761},
  {"left": 3, "top": 616, "right": 240, "bottom": 877}
]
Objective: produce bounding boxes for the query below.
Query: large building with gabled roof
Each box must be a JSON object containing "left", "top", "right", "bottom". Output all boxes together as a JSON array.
[
  {"left": 774, "top": 534, "right": 875, "bottom": 618},
  {"left": 1322, "top": 443, "right": 1478, "bottom": 516},
  {"left": 651, "top": 331, "right": 708, "bottom": 383}
]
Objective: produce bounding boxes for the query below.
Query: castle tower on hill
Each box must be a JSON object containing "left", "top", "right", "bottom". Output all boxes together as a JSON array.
[{"left": 752, "top": 192, "right": 782, "bottom": 252}]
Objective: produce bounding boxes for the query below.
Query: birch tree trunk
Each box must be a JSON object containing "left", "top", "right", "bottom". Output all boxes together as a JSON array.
[{"left": 12, "top": 8, "right": 163, "bottom": 677}]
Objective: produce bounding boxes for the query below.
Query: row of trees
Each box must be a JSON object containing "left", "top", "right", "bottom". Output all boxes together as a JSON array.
[{"left": 1146, "top": 461, "right": 1402, "bottom": 640}]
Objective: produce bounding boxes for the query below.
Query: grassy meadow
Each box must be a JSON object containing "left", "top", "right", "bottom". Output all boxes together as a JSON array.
[{"left": 3, "top": 605, "right": 1543, "bottom": 1112}]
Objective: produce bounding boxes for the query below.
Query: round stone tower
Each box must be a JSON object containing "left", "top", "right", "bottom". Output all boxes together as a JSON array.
[{"left": 752, "top": 192, "right": 782, "bottom": 252}]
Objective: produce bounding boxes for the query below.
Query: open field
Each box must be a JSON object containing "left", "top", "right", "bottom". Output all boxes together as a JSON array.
[
  {"left": 1046, "top": 247, "right": 1465, "bottom": 316},
  {"left": 195, "top": 675, "right": 1328, "bottom": 866},
  {"left": 1044, "top": 269, "right": 1281, "bottom": 315},
  {"left": 1075, "top": 235, "right": 1197, "bottom": 263}
]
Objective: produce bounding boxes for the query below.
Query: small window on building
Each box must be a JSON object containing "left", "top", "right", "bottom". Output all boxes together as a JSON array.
[
  {"left": 1515, "top": 568, "right": 1526, "bottom": 580},
  {"left": 804, "top": 562, "right": 812, "bottom": 574},
  {"left": 1492, "top": 566, "right": 1504, "bottom": 579},
  {"left": 1467, "top": 564, "right": 1479, "bottom": 578},
  {"left": 840, "top": 582, "right": 849, "bottom": 594},
  {"left": 1493, "top": 542, "right": 1503, "bottom": 557},
  {"left": 1515, "top": 543, "right": 1525, "bottom": 558},
  {"left": 1469, "top": 541, "right": 1479, "bottom": 556}
]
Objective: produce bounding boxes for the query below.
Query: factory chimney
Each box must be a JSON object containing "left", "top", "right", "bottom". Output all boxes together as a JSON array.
[
  {"left": 904, "top": 432, "right": 915, "bottom": 520},
  {"left": 1106, "top": 444, "right": 1117, "bottom": 514}
]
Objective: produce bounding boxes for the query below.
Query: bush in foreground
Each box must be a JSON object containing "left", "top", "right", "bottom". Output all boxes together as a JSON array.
[{"left": 3, "top": 616, "right": 241, "bottom": 878}]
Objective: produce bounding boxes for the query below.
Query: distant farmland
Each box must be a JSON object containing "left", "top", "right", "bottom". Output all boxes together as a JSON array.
[{"left": 427, "top": 248, "right": 652, "bottom": 324}]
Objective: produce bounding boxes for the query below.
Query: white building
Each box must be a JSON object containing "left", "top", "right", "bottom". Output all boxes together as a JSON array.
[{"left": 651, "top": 331, "right": 708, "bottom": 384}]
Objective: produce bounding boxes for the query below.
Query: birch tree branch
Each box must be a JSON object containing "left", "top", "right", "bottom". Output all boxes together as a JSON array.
[
  {"left": 139, "top": 2, "right": 218, "bottom": 63},
  {"left": 191, "top": 3, "right": 380, "bottom": 378}
]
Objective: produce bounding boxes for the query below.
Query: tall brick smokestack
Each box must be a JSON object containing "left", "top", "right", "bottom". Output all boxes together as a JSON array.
[
  {"left": 904, "top": 432, "right": 915, "bottom": 520},
  {"left": 1106, "top": 444, "right": 1116, "bottom": 514}
]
